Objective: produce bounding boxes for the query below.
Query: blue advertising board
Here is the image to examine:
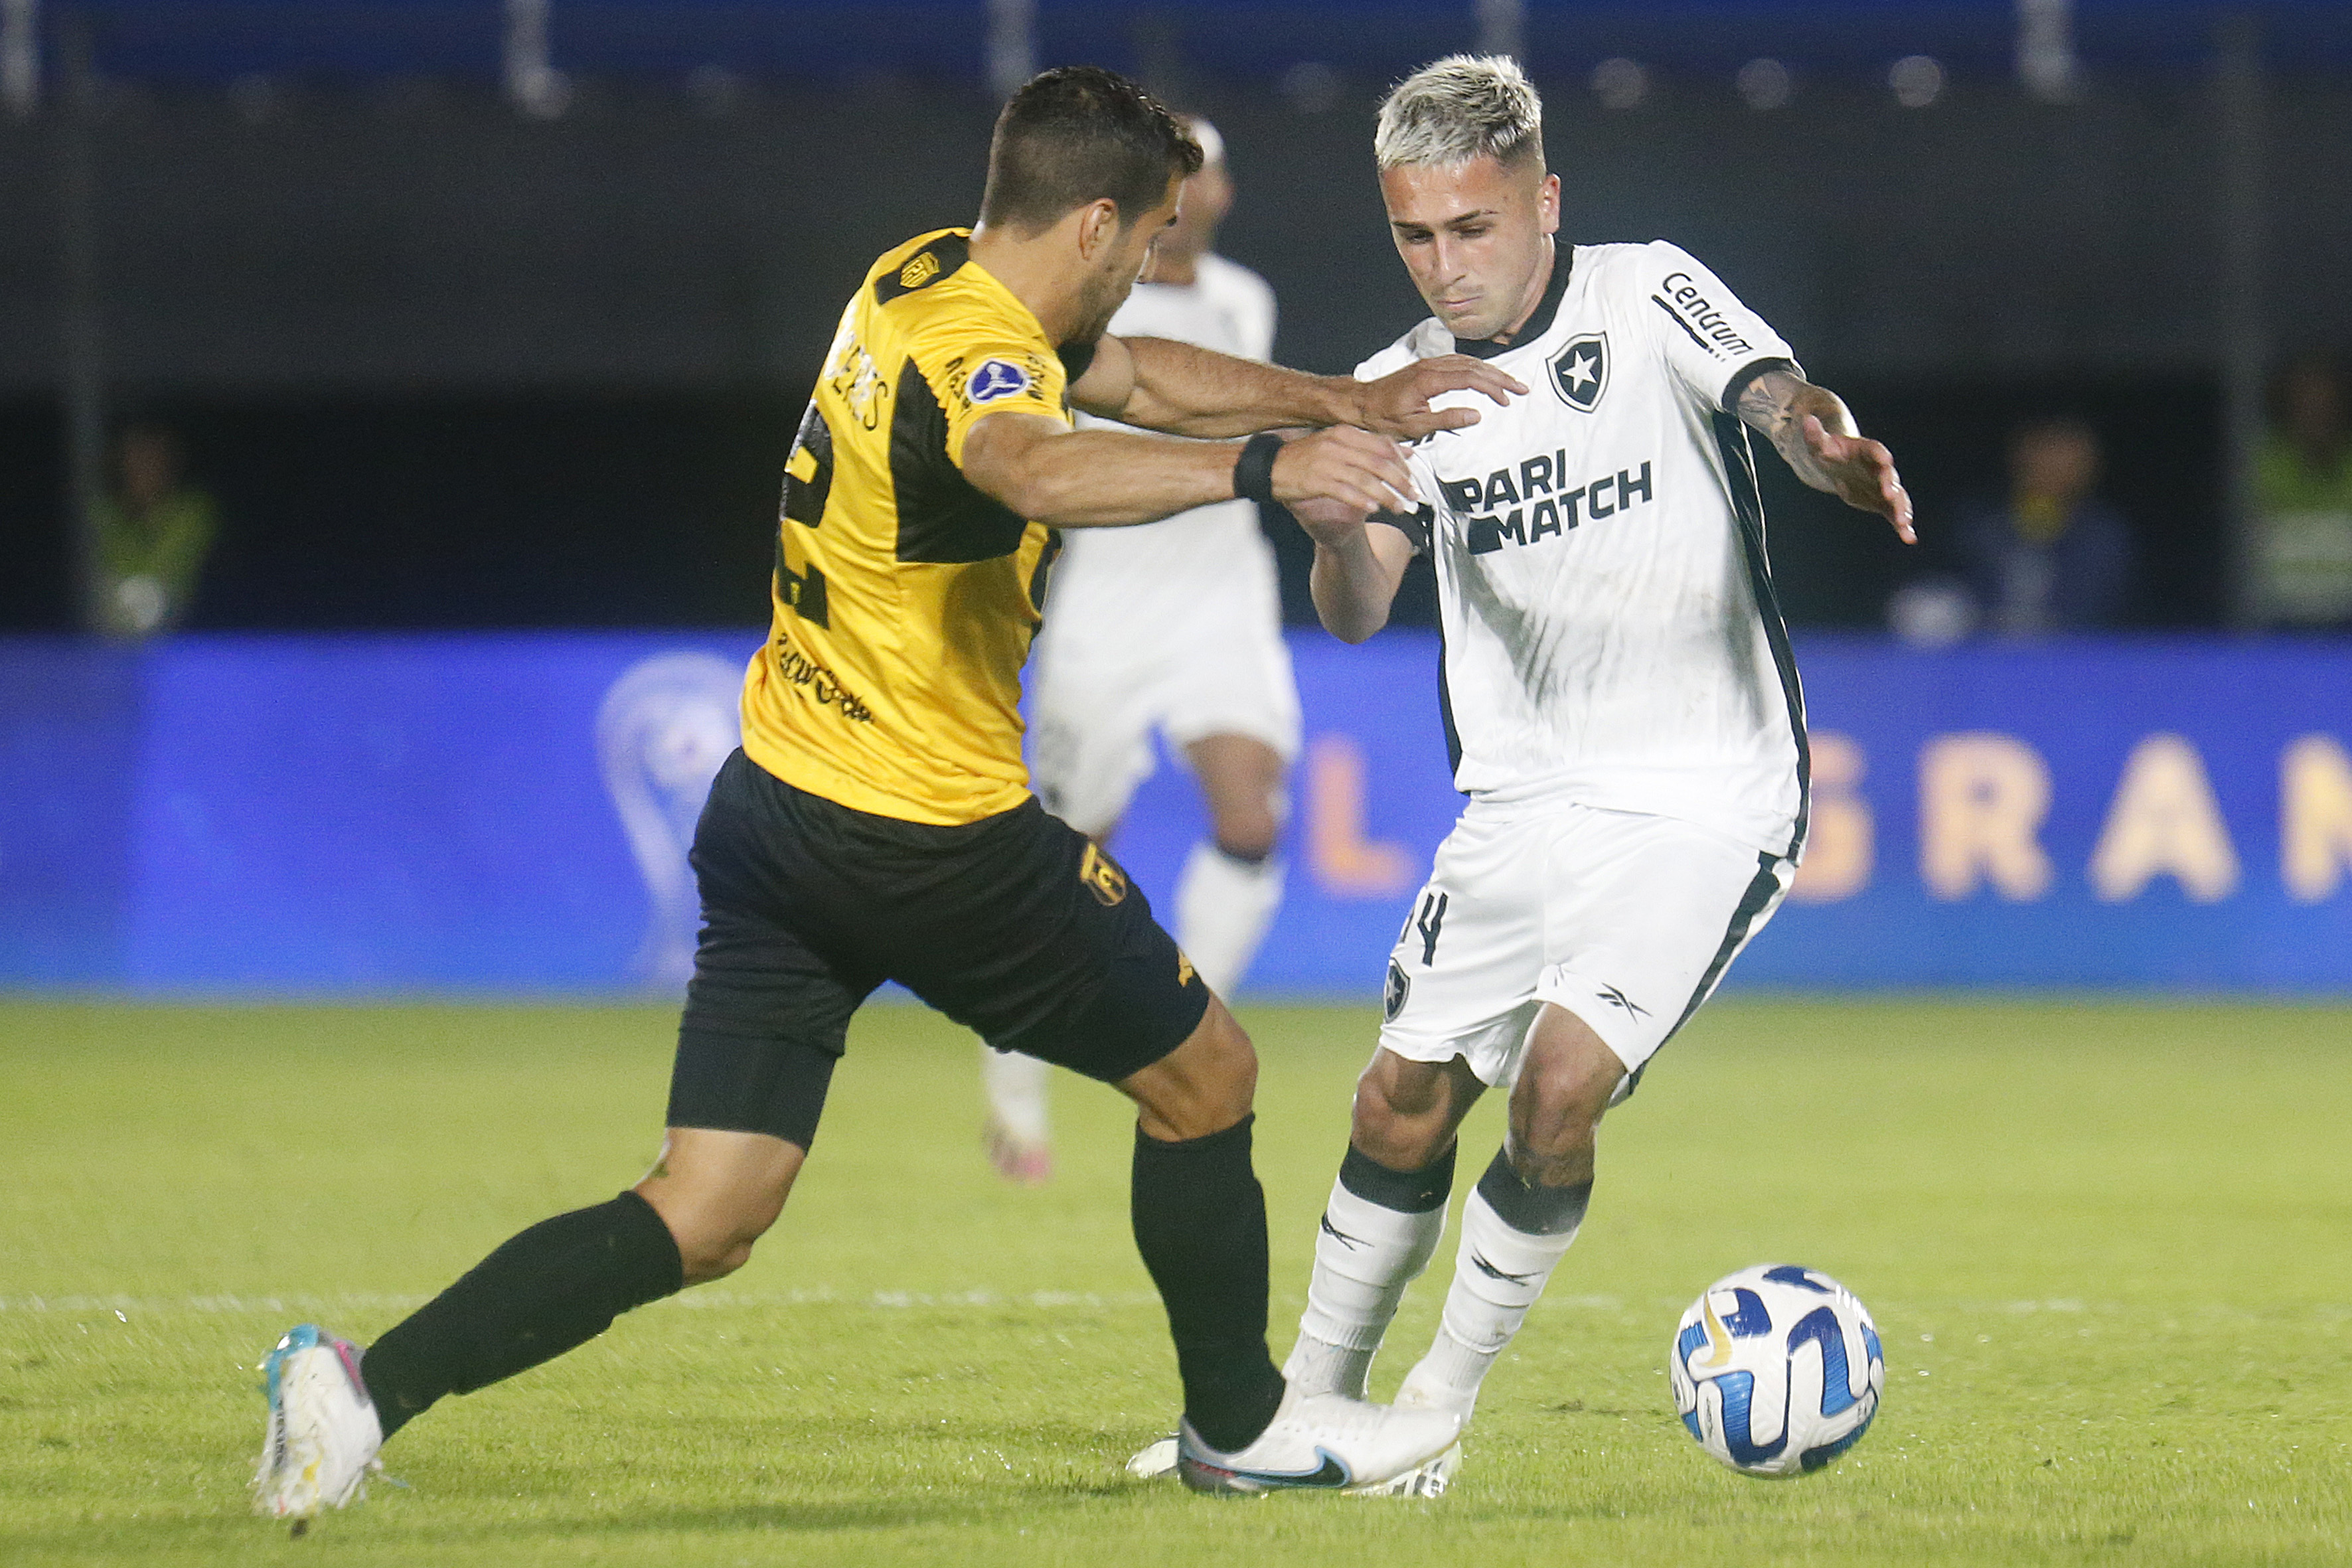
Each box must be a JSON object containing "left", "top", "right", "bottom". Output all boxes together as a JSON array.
[{"left": 1, "top": 631, "right": 2347, "bottom": 995}]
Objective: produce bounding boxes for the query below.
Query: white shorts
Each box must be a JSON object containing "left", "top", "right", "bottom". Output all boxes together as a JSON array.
[
  {"left": 1027, "top": 565, "right": 1300, "bottom": 838},
  {"left": 1378, "top": 799, "right": 1792, "bottom": 1099}
]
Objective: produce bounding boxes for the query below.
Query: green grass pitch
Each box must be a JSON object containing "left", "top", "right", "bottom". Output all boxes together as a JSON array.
[{"left": 3, "top": 996, "right": 2347, "bottom": 1566}]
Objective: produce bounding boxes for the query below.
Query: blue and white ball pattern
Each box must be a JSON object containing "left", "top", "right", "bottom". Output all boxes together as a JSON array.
[{"left": 1668, "top": 1263, "right": 1885, "bottom": 1478}]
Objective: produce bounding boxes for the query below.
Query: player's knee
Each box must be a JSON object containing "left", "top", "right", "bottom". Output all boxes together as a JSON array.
[
  {"left": 1195, "top": 739, "right": 1288, "bottom": 862},
  {"left": 674, "top": 1231, "right": 756, "bottom": 1286},
  {"left": 1210, "top": 805, "right": 1281, "bottom": 864},
  {"left": 1348, "top": 1071, "right": 1449, "bottom": 1171},
  {"left": 1125, "top": 1000, "right": 1256, "bottom": 1140},
  {"left": 1348, "top": 1109, "right": 1447, "bottom": 1172},
  {"left": 1188, "top": 1004, "right": 1259, "bottom": 1125},
  {"left": 655, "top": 1197, "right": 785, "bottom": 1285},
  {"left": 1541, "top": 1058, "right": 1614, "bottom": 1125},
  {"left": 1518, "top": 1010, "right": 1625, "bottom": 1125},
  {"left": 634, "top": 1138, "right": 801, "bottom": 1286},
  {"left": 1507, "top": 1063, "right": 1614, "bottom": 1174}
]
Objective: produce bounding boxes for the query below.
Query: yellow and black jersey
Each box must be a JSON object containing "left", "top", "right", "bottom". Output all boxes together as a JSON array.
[{"left": 741, "top": 228, "right": 1080, "bottom": 826}]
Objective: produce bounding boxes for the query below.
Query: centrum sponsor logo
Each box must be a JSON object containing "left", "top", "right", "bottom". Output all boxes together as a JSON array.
[
  {"left": 772, "top": 628, "right": 874, "bottom": 722},
  {"left": 1653, "top": 270, "right": 1754, "bottom": 358}
]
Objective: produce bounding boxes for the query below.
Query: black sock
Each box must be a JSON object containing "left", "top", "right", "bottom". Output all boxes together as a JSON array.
[
  {"left": 360, "top": 1190, "right": 684, "bottom": 1439},
  {"left": 1131, "top": 1116, "right": 1286, "bottom": 1454}
]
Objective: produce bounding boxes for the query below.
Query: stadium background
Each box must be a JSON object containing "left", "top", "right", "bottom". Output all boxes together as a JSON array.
[
  {"left": 3, "top": 8, "right": 2348, "bottom": 1567},
  {"left": 3, "top": 0, "right": 2349, "bottom": 994}
]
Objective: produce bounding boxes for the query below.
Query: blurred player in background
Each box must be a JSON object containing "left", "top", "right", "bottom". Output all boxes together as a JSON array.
[
  {"left": 1131, "top": 54, "right": 1912, "bottom": 1492},
  {"left": 249, "top": 66, "right": 1524, "bottom": 1522},
  {"left": 94, "top": 422, "right": 218, "bottom": 639},
  {"left": 1952, "top": 416, "right": 2134, "bottom": 636},
  {"left": 986, "top": 117, "right": 1299, "bottom": 1184},
  {"left": 2253, "top": 353, "right": 2352, "bottom": 629}
]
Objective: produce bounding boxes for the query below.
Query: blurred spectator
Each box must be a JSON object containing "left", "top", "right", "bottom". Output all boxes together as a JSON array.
[
  {"left": 93, "top": 422, "right": 218, "bottom": 639},
  {"left": 1885, "top": 576, "right": 1977, "bottom": 647},
  {"left": 1949, "top": 416, "right": 2134, "bottom": 637},
  {"left": 2250, "top": 354, "right": 2352, "bottom": 630}
]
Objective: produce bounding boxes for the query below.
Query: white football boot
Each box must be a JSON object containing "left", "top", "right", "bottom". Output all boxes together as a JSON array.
[
  {"left": 1370, "top": 1364, "right": 1481, "bottom": 1495},
  {"left": 252, "top": 1324, "right": 383, "bottom": 1527},
  {"left": 1174, "top": 1385, "right": 1461, "bottom": 1496},
  {"left": 1346, "top": 1439, "right": 1462, "bottom": 1498},
  {"left": 1125, "top": 1435, "right": 1180, "bottom": 1478},
  {"left": 1133, "top": 1423, "right": 1459, "bottom": 1497}
]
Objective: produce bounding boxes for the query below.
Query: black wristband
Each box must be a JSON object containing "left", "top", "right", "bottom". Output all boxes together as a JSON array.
[{"left": 1233, "top": 432, "right": 1284, "bottom": 505}]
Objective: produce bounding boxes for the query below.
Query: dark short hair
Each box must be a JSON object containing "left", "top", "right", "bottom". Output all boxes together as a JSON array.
[{"left": 979, "top": 66, "right": 1203, "bottom": 234}]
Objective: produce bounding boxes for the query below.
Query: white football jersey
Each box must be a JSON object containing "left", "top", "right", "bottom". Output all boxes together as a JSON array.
[
  {"left": 1358, "top": 240, "right": 1809, "bottom": 858},
  {"left": 1059, "top": 253, "right": 1281, "bottom": 594}
]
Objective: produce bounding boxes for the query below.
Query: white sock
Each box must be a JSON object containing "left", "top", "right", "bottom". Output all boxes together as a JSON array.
[
  {"left": 1284, "top": 1167, "right": 1449, "bottom": 1401},
  {"left": 1175, "top": 842, "right": 1284, "bottom": 998},
  {"left": 1397, "top": 1160, "right": 1587, "bottom": 1420},
  {"left": 979, "top": 1045, "right": 1050, "bottom": 1147}
]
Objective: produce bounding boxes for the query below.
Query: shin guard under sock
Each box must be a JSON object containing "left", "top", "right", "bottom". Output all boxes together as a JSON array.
[
  {"left": 1130, "top": 1116, "right": 1285, "bottom": 1453},
  {"left": 1401, "top": 1148, "right": 1589, "bottom": 1413},
  {"left": 1287, "top": 1142, "right": 1456, "bottom": 1399},
  {"left": 360, "top": 1190, "right": 684, "bottom": 1438}
]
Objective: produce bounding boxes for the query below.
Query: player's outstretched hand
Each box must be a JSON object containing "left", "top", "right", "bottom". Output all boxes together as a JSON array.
[
  {"left": 1272, "top": 427, "right": 1416, "bottom": 518},
  {"left": 1353, "top": 354, "right": 1526, "bottom": 439},
  {"left": 1802, "top": 414, "right": 1916, "bottom": 544}
]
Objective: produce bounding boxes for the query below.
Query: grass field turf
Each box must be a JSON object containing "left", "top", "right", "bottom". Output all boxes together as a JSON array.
[{"left": 1, "top": 998, "right": 2346, "bottom": 1567}]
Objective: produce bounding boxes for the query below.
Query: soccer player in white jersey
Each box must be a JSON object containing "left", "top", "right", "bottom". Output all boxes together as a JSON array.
[
  {"left": 1259, "top": 56, "right": 1913, "bottom": 1489},
  {"left": 984, "top": 118, "right": 1301, "bottom": 1183}
]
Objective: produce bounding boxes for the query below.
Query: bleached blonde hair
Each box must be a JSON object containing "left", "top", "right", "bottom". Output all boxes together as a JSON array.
[{"left": 1373, "top": 54, "right": 1545, "bottom": 172}]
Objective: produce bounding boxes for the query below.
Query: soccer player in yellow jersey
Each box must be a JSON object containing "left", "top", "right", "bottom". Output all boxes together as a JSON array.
[{"left": 250, "top": 65, "right": 1528, "bottom": 1520}]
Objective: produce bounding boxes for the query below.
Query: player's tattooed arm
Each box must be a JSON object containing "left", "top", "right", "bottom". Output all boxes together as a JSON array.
[
  {"left": 1071, "top": 333, "right": 1522, "bottom": 439},
  {"left": 1734, "top": 368, "right": 1917, "bottom": 544},
  {"left": 1298, "top": 499, "right": 1419, "bottom": 643}
]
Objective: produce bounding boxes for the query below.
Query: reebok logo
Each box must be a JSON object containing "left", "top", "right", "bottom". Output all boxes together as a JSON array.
[
  {"left": 1319, "top": 1215, "right": 1366, "bottom": 1251},
  {"left": 1470, "top": 1252, "right": 1541, "bottom": 1286},
  {"left": 1596, "top": 984, "right": 1650, "bottom": 1020}
]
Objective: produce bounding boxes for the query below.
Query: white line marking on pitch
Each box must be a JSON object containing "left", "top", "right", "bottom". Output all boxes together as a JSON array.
[{"left": 0, "top": 1289, "right": 1172, "bottom": 1316}]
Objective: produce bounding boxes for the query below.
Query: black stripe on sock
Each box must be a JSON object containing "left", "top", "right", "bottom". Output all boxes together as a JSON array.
[
  {"left": 1474, "top": 1147, "right": 1591, "bottom": 1237},
  {"left": 1338, "top": 1140, "right": 1456, "bottom": 1214}
]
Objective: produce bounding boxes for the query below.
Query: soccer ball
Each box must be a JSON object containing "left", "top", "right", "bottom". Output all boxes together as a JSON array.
[{"left": 1668, "top": 1263, "right": 1884, "bottom": 1478}]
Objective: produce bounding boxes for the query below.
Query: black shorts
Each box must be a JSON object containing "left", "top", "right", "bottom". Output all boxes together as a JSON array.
[{"left": 668, "top": 749, "right": 1210, "bottom": 1149}]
